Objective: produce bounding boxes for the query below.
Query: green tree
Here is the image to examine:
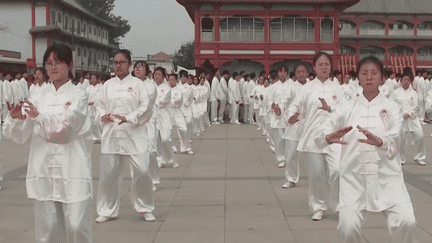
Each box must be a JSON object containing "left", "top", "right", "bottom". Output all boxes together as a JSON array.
[
  {"left": 172, "top": 42, "right": 195, "bottom": 69},
  {"left": 77, "top": 0, "right": 131, "bottom": 46}
]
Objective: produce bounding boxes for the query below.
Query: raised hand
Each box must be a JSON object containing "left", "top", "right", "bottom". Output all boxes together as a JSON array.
[
  {"left": 319, "top": 98, "right": 331, "bottom": 112},
  {"left": 112, "top": 114, "right": 127, "bottom": 125},
  {"left": 403, "top": 113, "right": 410, "bottom": 120},
  {"left": 325, "top": 126, "right": 353, "bottom": 145},
  {"left": 288, "top": 112, "right": 300, "bottom": 124},
  {"left": 273, "top": 104, "right": 281, "bottom": 116},
  {"left": 357, "top": 125, "right": 383, "bottom": 147},
  {"left": 7, "top": 102, "right": 26, "bottom": 120},
  {"left": 88, "top": 101, "right": 94, "bottom": 106},
  {"left": 101, "top": 113, "right": 114, "bottom": 123},
  {"left": 23, "top": 99, "right": 39, "bottom": 118}
]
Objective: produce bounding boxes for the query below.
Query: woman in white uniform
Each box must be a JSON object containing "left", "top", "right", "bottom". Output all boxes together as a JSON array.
[
  {"left": 393, "top": 70, "right": 426, "bottom": 166},
  {"left": 191, "top": 76, "right": 202, "bottom": 136},
  {"left": 318, "top": 56, "right": 418, "bottom": 243},
  {"left": 3, "top": 44, "right": 94, "bottom": 243},
  {"left": 287, "top": 52, "right": 343, "bottom": 221},
  {"left": 86, "top": 73, "right": 102, "bottom": 142},
  {"left": 229, "top": 72, "right": 242, "bottom": 124},
  {"left": 29, "top": 67, "right": 48, "bottom": 98},
  {"left": 95, "top": 49, "right": 155, "bottom": 223},
  {"left": 179, "top": 71, "right": 194, "bottom": 153},
  {"left": 250, "top": 75, "right": 264, "bottom": 131},
  {"left": 282, "top": 62, "right": 309, "bottom": 188},
  {"left": 133, "top": 61, "right": 160, "bottom": 192}
]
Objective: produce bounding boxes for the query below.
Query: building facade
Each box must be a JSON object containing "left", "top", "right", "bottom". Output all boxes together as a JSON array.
[
  {"left": 177, "top": 0, "right": 432, "bottom": 74},
  {"left": 0, "top": 0, "right": 117, "bottom": 76}
]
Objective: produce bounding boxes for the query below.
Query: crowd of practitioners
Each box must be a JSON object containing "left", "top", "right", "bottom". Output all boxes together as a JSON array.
[{"left": 0, "top": 44, "right": 429, "bottom": 243}]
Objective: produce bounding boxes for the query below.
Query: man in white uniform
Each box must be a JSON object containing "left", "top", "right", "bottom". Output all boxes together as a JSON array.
[
  {"left": 218, "top": 70, "right": 229, "bottom": 123},
  {"left": 178, "top": 71, "right": 194, "bottom": 154},
  {"left": 210, "top": 69, "right": 221, "bottom": 124},
  {"left": 229, "top": 72, "right": 242, "bottom": 124}
]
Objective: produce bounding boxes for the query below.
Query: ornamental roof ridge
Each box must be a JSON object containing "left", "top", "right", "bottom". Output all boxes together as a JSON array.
[{"left": 344, "top": 0, "right": 432, "bottom": 14}]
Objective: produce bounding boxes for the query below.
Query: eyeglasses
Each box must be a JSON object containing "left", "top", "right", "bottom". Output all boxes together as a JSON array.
[
  {"left": 317, "top": 63, "right": 331, "bottom": 68},
  {"left": 114, "top": 60, "right": 129, "bottom": 66},
  {"left": 45, "top": 61, "right": 63, "bottom": 69}
]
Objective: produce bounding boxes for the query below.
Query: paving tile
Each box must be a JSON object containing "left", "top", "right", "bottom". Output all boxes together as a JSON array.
[
  {"left": 153, "top": 230, "right": 224, "bottom": 243},
  {"left": 165, "top": 205, "right": 225, "bottom": 218},
  {"left": 285, "top": 216, "right": 338, "bottom": 230},
  {"left": 291, "top": 229, "right": 339, "bottom": 243},
  {"left": 176, "top": 180, "right": 225, "bottom": 196},
  {"left": 225, "top": 215, "right": 289, "bottom": 231},
  {"left": 225, "top": 230, "right": 296, "bottom": 243},
  {"left": 160, "top": 217, "right": 224, "bottom": 231},
  {"left": 170, "top": 195, "right": 225, "bottom": 206}
]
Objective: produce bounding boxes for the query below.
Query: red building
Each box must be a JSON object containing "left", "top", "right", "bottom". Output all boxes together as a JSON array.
[{"left": 176, "top": 0, "right": 360, "bottom": 74}]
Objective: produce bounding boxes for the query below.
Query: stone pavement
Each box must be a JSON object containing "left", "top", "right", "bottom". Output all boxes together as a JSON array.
[{"left": 1, "top": 123, "right": 432, "bottom": 243}]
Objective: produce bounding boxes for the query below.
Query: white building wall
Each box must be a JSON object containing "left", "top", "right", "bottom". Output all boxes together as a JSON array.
[
  {"left": 0, "top": 2, "right": 32, "bottom": 61},
  {"left": 35, "top": 38, "right": 47, "bottom": 66},
  {"left": 35, "top": 5, "right": 46, "bottom": 26}
]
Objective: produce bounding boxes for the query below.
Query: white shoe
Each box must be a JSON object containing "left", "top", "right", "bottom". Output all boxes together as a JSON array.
[
  {"left": 312, "top": 210, "right": 324, "bottom": 221},
  {"left": 208, "top": 124, "right": 212, "bottom": 127},
  {"left": 213, "top": 121, "right": 220, "bottom": 125},
  {"left": 142, "top": 212, "right": 156, "bottom": 222},
  {"left": 187, "top": 150, "right": 194, "bottom": 155},
  {"left": 415, "top": 160, "right": 426, "bottom": 166},
  {"left": 278, "top": 161, "right": 286, "bottom": 168},
  {"left": 266, "top": 138, "right": 269, "bottom": 143},
  {"left": 195, "top": 133, "right": 200, "bottom": 136},
  {"left": 96, "top": 216, "right": 117, "bottom": 223},
  {"left": 401, "top": 160, "right": 406, "bottom": 165},
  {"left": 157, "top": 162, "right": 164, "bottom": 168},
  {"left": 282, "top": 182, "right": 296, "bottom": 188},
  {"left": 152, "top": 184, "right": 158, "bottom": 192},
  {"left": 172, "top": 146, "right": 177, "bottom": 153},
  {"left": 189, "top": 140, "right": 193, "bottom": 143},
  {"left": 235, "top": 121, "right": 241, "bottom": 125},
  {"left": 262, "top": 132, "right": 266, "bottom": 136},
  {"left": 172, "top": 162, "right": 179, "bottom": 169},
  {"left": 201, "top": 128, "right": 205, "bottom": 132},
  {"left": 256, "top": 127, "right": 262, "bottom": 131},
  {"left": 270, "top": 146, "right": 275, "bottom": 153}
]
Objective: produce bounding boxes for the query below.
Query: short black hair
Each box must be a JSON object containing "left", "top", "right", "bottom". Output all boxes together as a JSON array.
[
  {"left": 357, "top": 56, "right": 385, "bottom": 79},
  {"left": 169, "top": 73, "right": 178, "bottom": 80},
  {"left": 114, "top": 49, "right": 132, "bottom": 62}
]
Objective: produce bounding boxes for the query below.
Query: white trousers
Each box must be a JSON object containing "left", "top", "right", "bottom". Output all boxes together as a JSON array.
[
  {"left": 35, "top": 199, "right": 92, "bottom": 243},
  {"left": 248, "top": 105, "right": 255, "bottom": 123},
  {"left": 157, "top": 129, "right": 175, "bottom": 165},
  {"left": 230, "top": 103, "right": 239, "bottom": 123},
  {"left": 419, "top": 100, "right": 425, "bottom": 121},
  {"left": 218, "top": 99, "right": 226, "bottom": 122},
  {"left": 307, "top": 152, "right": 340, "bottom": 213},
  {"left": 192, "top": 117, "right": 201, "bottom": 134},
  {"left": 211, "top": 100, "right": 218, "bottom": 122},
  {"left": 271, "top": 128, "right": 286, "bottom": 162},
  {"left": 97, "top": 153, "right": 154, "bottom": 217},
  {"left": 90, "top": 116, "right": 101, "bottom": 141},
  {"left": 338, "top": 202, "right": 418, "bottom": 243},
  {"left": 176, "top": 126, "right": 192, "bottom": 152},
  {"left": 401, "top": 129, "right": 426, "bottom": 162},
  {"left": 266, "top": 122, "right": 274, "bottom": 146},
  {"left": 143, "top": 149, "right": 160, "bottom": 185},
  {"left": 242, "top": 104, "right": 249, "bottom": 123},
  {"left": 203, "top": 111, "right": 210, "bottom": 125},
  {"left": 285, "top": 140, "right": 300, "bottom": 183}
]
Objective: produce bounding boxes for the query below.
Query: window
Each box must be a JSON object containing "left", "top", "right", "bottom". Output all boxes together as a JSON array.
[
  {"left": 271, "top": 17, "right": 314, "bottom": 42},
  {"left": 220, "top": 16, "right": 264, "bottom": 42},
  {"left": 78, "top": 48, "right": 81, "bottom": 57},
  {"left": 77, "top": 20, "right": 80, "bottom": 34},
  {"left": 57, "top": 12, "right": 62, "bottom": 23},
  {"left": 94, "top": 27, "right": 96, "bottom": 35},
  {"left": 321, "top": 17, "right": 333, "bottom": 42},
  {"left": 201, "top": 15, "right": 214, "bottom": 41},
  {"left": 51, "top": 10, "right": 56, "bottom": 25},
  {"left": 89, "top": 25, "right": 92, "bottom": 34},
  {"left": 65, "top": 15, "right": 69, "bottom": 30},
  {"left": 83, "top": 23, "right": 87, "bottom": 34}
]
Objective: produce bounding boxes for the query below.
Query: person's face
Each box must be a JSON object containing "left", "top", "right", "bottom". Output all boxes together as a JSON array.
[
  {"left": 224, "top": 74, "right": 230, "bottom": 80},
  {"left": 23, "top": 73, "right": 28, "bottom": 79},
  {"left": 6, "top": 74, "right": 12, "bottom": 80},
  {"left": 90, "top": 75, "right": 98, "bottom": 85},
  {"left": 336, "top": 74, "right": 342, "bottom": 81},
  {"left": 188, "top": 76, "right": 193, "bottom": 85},
  {"left": 401, "top": 76, "right": 412, "bottom": 90},
  {"left": 235, "top": 75, "right": 240, "bottom": 81},
  {"left": 34, "top": 70, "right": 44, "bottom": 84},
  {"left": 278, "top": 69, "right": 287, "bottom": 81},
  {"left": 113, "top": 53, "right": 131, "bottom": 78},
  {"left": 200, "top": 77, "right": 205, "bottom": 85},
  {"left": 153, "top": 70, "right": 164, "bottom": 85},
  {"left": 390, "top": 73, "right": 395, "bottom": 79},
  {"left": 215, "top": 70, "right": 220, "bottom": 77},
  {"left": 358, "top": 62, "right": 383, "bottom": 95},
  {"left": 180, "top": 76, "right": 188, "bottom": 84},
  {"left": 428, "top": 74, "right": 432, "bottom": 80},
  {"left": 258, "top": 76, "right": 264, "bottom": 85},
  {"left": 44, "top": 53, "right": 72, "bottom": 82},
  {"left": 423, "top": 72, "right": 428, "bottom": 78},
  {"left": 343, "top": 74, "right": 350, "bottom": 84},
  {"left": 193, "top": 77, "right": 199, "bottom": 85},
  {"left": 168, "top": 76, "right": 177, "bottom": 88},
  {"left": 134, "top": 63, "right": 147, "bottom": 80},
  {"left": 295, "top": 66, "right": 308, "bottom": 84},
  {"left": 15, "top": 73, "right": 22, "bottom": 80},
  {"left": 85, "top": 73, "right": 90, "bottom": 79},
  {"left": 263, "top": 79, "right": 270, "bottom": 87},
  {"left": 313, "top": 55, "right": 332, "bottom": 80}
]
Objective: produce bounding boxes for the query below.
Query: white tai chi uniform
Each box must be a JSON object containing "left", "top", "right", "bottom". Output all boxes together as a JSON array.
[
  {"left": 250, "top": 84, "right": 264, "bottom": 129},
  {"left": 316, "top": 92, "right": 418, "bottom": 243},
  {"left": 287, "top": 78, "right": 343, "bottom": 213},
  {"left": 228, "top": 79, "right": 241, "bottom": 124},
  {"left": 86, "top": 84, "right": 102, "bottom": 141},
  {"left": 19, "top": 77, "right": 29, "bottom": 99},
  {"left": 413, "top": 76, "right": 427, "bottom": 121},
  {"left": 191, "top": 85, "right": 203, "bottom": 134},
  {"left": 210, "top": 76, "right": 220, "bottom": 122},
  {"left": 246, "top": 80, "right": 256, "bottom": 123},
  {"left": 3, "top": 80, "right": 93, "bottom": 243},
  {"left": 2, "top": 80, "right": 12, "bottom": 121},
  {"left": 198, "top": 84, "right": 210, "bottom": 130},
  {"left": 218, "top": 76, "right": 228, "bottom": 122},
  {"left": 268, "top": 79, "right": 291, "bottom": 162},
  {"left": 179, "top": 82, "right": 194, "bottom": 141},
  {"left": 282, "top": 81, "right": 306, "bottom": 183},
  {"left": 170, "top": 85, "right": 190, "bottom": 153},
  {"left": 141, "top": 78, "right": 160, "bottom": 185},
  {"left": 155, "top": 82, "right": 174, "bottom": 166},
  {"left": 95, "top": 74, "right": 154, "bottom": 218},
  {"left": 393, "top": 86, "right": 426, "bottom": 164}
]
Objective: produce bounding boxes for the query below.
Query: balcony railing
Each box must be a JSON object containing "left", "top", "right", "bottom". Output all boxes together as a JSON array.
[
  {"left": 339, "top": 29, "right": 356, "bottom": 36},
  {"left": 271, "top": 30, "right": 314, "bottom": 42},
  {"left": 359, "top": 29, "right": 385, "bottom": 36},
  {"left": 388, "top": 29, "right": 414, "bottom": 37}
]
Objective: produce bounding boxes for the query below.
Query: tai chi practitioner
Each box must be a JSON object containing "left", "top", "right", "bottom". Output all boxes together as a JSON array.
[
  {"left": 198, "top": 77, "right": 210, "bottom": 131},
  {"left": 282, "top": 62, "right": 309, "bottom": 188},
  {"left": 86, "top": 73, "right": 102, "bottom": 142},
  {"left": 179, "top": 71, "right": 194, "bottom": 144},
  {"left": 77, "top": 72, "right": 90, "bottom": 89},
  {"left": 11, "top": 73, "right": 24, "bottom": 105},
  {"left": 133, "top": 61, "right": 160, "bottom": 192},
  {"left": 413, "top": 70, "right": 427, "bottom": 122},
  {"left": 393, "top": 70, "right": 426, "bottom": 166},
  {"left": 154, "top": 67, "right": 176, "bottom": 168},
  {"left": 29, "top": 67, "right": 48, "bottom": 98},
  {"left": 317, "top": 56, "right": 418, "bottom": 243},
  {"left": 229, "top": 72, "right": 242, "bottom": 124},
  {"left": 258, "top": 77, "right": 270, "bottom": 137},
  {"left": 268, "top": 66, "right": 290, "bottom": 167},
  {"left": 191, "top": 76, "right": 203, "bottom": 136},
  {"left": 241, "top": 74, "right": 251, "bottom": 124},
  {"left": 95, "top": 49, "right": 155, "bottom": 223},
  {"left": 19, "top": 74, "right": 29, "bottom": 100},
  {"left": 210, "top": 69, "right": 221, "bottom": 124},
  {"left": 247, "top": 74, "right": 256, "bottom": 124},
  {"left": 3, "top": 44, "right": 94, "bottom": 243},
  {"left": 250, "top": 75, "right": 265, "bottom": 131},
  {"left": 265, "top": 72, "right": 279, "bottom": 147},
  {"left": 169, "top": 73, "right": 193, "bottom": 155},
  {"left": 287, "top": 52, "right": 343, "bottom": 221},
  {"left": 218, "top": 70, "right": 229, "bottom": 123},
  {"left": 2, "top": 74, "right": 13, "bottom": 120}
]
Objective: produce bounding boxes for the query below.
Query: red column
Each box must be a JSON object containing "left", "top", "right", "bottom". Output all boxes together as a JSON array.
[
  {"left": 384, "top": 20, "right": 389, "bottom": 37},
  {"left": 194, "top": 9, "right": 201, "bottom": 68},
  {"left": 314, "top": 18, "right": 321, "bottom": 43},
  {"left": 414, "top": 17, "right": 418, "bottom": 37},
  {"left": 214, "top": 17, "right": 220, "bottom": 42},
  {"left": 355, "top": 17, "right": 361, "bottom": 36},
  {"left": 334, "top": 15, "right": 340, "bottom": 54}
]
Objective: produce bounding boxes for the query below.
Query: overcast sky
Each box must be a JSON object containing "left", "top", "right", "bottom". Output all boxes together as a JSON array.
[{"left": 112, "top": 0, "right": 194, "bottom": 57}]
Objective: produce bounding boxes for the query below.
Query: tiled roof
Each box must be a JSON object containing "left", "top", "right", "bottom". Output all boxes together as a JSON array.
[{"left": 344, "top": 0, "right": 432, "bottom": 14}]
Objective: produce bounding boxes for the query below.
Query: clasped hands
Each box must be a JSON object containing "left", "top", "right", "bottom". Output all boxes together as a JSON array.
[
  {"left": 7, "top": 100, "right": 39, "bottom": 120},
  {"left": 325, "top": 126, "right": 383, "bottom": 147},
  {"left": 101, "top": 114, "right": 127, "bottom": 125}
]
